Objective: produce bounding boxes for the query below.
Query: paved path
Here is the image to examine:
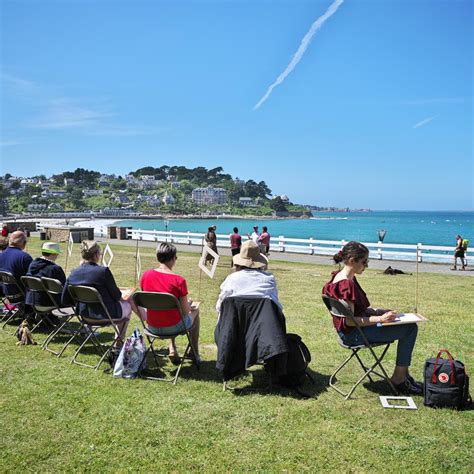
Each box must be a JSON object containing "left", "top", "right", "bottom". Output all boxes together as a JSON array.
[{"left": 92, "top": 236, "right": 473, "bottom": 276}]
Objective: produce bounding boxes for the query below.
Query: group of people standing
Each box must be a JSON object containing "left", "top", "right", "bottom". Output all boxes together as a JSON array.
[{"left": 204, "top": 224, "right": 271, "bottom": 268}]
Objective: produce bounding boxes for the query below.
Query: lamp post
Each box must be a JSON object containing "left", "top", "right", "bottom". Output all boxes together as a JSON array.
[{"left": 377, "top": 229, "right": 386, "bottom": 260}]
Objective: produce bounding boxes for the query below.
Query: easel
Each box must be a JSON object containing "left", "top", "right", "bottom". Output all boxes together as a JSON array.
[
  {"left": 415, "top": 244, "right": 420, "bottom": 314},
  {"left": 64, "top": 231, "right": 73, "bottom": 274},
  {"left": 133, "top": 238, "right": 140, "bottom": 288}
]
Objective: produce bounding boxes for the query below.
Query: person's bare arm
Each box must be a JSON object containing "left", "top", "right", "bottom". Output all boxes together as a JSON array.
[
  {"left": 344, "top": 300, "right": 397, "bottom": 326},
  {"left": 179, "top": 295, "right": 192, "bottom": 315}
]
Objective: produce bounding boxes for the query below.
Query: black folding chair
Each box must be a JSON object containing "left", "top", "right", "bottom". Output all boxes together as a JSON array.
[
  {"left": 132, "top": 291, "right": 199, "bottom": 384},
  {"left": 40, "top": 277, "right": 77, "bottom": 357},
  {"left": 67, "top": 285, "right": 128, "bottom": 370},
  {"left": 0, "top": 271, "right": 26, "bottom": 330},
  {"left": 21, "top": 276, "right": 60, "bottom": 336},
  {"left": 322, "top": 295, "right": 397, "bottom": 399}
]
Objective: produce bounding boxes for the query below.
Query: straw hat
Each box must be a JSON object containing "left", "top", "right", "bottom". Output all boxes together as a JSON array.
[
  {"left": 233, "top": 240, "right": 268, "bottom": 269},
  {"left": 42, "top": 242, "right": 61, "bottom": 255}
]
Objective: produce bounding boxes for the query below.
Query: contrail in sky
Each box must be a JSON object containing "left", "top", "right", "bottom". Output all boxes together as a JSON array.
[
  {"left": 413, "top": 115, "right": 439, "bottom": 129},
  {"left": 253, "top": 0, "right": 344, "bottom": 110}
]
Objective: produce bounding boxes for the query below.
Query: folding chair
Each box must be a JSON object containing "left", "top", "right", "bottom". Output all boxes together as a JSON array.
[
  {"left": 67, "top": 285, "right": 127, "bottom": 370},
  {"left": 322, "top": 295, "right": 397, "bottom": 399},
  {"left": 0, "top": 271, "right": 26, "bottom": 330},
  {"left": 21, "top": 276, "right": 62, "bottom": 336},
  {"left": 40, "top": 277, "right": 77, "bottom": 357},
  {"left": 132, "top": 291, "right": 200, "bottom": 384}
]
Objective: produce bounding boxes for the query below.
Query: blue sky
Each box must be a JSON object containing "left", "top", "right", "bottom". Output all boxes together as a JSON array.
[{"left": 1, "top": 0, "right": 472, "bottom": 210}]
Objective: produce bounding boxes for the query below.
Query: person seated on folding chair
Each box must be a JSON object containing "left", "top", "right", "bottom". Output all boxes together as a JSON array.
[
  {"left": 0, "top": 231, "right": 33, "bottom": 317},
  {"left": 62, "top": 240, "right": 133, "bottom": 346},
  {"left": 138, "top": 243, "right": 201, "bottom": 363},
  {"left": 216, "top": 240, "right": 280, "bottom": 320},
  {"left": 322, "top": 241, "right": 422, "bottom": 395},
  {"left": 25, "top": 242, "right": 66, "bottom": 326}
]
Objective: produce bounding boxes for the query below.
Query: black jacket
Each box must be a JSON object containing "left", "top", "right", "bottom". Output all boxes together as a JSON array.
[
  {"left": 62, "top": 262, "right": 122, "bottom": 319},
  {"left": 26, "top": 258, "right": 66, "bottom": 306},
  {"left": 215, "top": 297, "right": 288, "bottom": 381}
]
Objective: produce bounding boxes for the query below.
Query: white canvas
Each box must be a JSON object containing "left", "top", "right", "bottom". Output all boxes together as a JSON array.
[
  {"left": 68, "top": 232, "right": 74, "bottom": 257},
  {"left": 379, "top": 396, "right": 417, "bottom": 410},
  {"left": 198, "top": 246, "right": 219, "bottom": 279},
  {"left": 136, "top": 248, "right": 142, "bottom": 283},
  {"left": 102, "top": 243, "right": 114, "bottom": 268}
]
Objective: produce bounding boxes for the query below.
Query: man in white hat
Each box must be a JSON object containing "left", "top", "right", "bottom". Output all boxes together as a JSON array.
[
  {"left": 215, "top": 240, "right": 282, "bottom": 317},
  {"left": 26, "top": 242, "right": 66, "bottom": 308}
]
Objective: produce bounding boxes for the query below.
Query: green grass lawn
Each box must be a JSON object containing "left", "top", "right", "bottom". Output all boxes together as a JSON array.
[{"left": 1, "top": 238, "right": 473, "bottom": 472}]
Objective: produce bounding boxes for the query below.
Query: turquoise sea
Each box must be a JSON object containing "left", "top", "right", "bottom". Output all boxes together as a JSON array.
[{"left": 117, "top": 211, "right": 473, "bottom": 247}]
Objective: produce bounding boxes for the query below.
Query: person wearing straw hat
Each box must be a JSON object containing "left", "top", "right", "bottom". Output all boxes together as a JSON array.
[
  {"left": 26, "top": 242, "right": 66, "bottom": 307},
  {"left": 215, "top": 240, "right": 282, "bottom": 317}
]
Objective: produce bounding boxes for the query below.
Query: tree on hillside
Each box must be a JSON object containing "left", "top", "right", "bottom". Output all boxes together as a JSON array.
[{"left": 269, "top": 196, "right": 288, "bottom": 212}]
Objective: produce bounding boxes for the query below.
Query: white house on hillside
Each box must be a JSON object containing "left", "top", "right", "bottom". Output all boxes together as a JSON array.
[{"left": 192, "top": 186, "right": 227, "bottom": 205}]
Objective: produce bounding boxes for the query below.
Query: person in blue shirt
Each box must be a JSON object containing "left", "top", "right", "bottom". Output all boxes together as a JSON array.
[
  {"left": 0, "top": 230, "right": 33, "bottom": 297},
  {"left": 62, "top": 240, "right": 133, "bottom": 345}
]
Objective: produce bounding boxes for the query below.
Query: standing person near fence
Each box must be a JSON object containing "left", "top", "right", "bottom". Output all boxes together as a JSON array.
[
  {"left": 452, "top": 234, "right": 466, "bottom": 271},
  {"left": 258, "top": 226, "right": 271, "bottom": 256},
  {"left": 247, "top": 225, "right": 260, "bottom": 244},
  {"left": 229, "top": 227, "right": 242, "bottom": 267},
  {"left": 205, "top": 225, "right": 218, "bottom": 266}
]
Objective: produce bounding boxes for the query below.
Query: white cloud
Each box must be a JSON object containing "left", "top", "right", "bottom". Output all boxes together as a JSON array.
[
  {"left": 30, "top": 98, "right": 111, "bottom": 130},
  {"left": 403, "top": 97, "right": 471, "bottom": 106},
  {"left": 413, "top": 115, "right": 439, "bottom": 129},
  {"left": 2, "top": 72, "right": 165, "bottom": 136},
  {"left": 0, "top": 140, "right": 21, "bottom": 147},
  {"left": 253, "top": 0, "right": 344, "bottom": 110}
]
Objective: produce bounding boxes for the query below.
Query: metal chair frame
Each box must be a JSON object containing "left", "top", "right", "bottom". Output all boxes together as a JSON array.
[
  {"left": 40, "top": 277, "right": 79, "bottom": 357},
  {"left": 67, "top": 285, "right": 127, "bottom": 371},
  {"left": 132, "top": 291, "right": 199, "bottom": 385},
  {"left": 0, "top": 271, "right": 26, "bottom": 331},
  {"left": 21, "top": 276, "right": 59, "bottom": 336},
  {"left": 322, "top": 295, "right": 398, "bottom": 400}
]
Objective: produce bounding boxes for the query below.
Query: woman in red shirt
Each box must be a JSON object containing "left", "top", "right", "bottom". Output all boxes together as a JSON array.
[
  {"left": 139, "top": 243, "right": 200, "bottom": 363},
  {"left": 322, "top": 241, "right": 422, "bottom": 395}
]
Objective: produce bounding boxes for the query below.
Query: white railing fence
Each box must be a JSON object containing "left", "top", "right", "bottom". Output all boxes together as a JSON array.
[
  {"left": 34, "top": 223, "right": 459, "bottom": 264},
  {"left": 123, "top": 228, "right": 456, "bottom": 264}
]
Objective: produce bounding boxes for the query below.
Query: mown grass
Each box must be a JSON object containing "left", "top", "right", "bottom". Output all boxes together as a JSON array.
[{"left": 1, "top": 238, "right": 473, "bottom": 472}]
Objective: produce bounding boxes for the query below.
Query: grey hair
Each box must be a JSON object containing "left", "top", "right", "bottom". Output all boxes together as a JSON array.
[
  {"left": 9, "top": 231, "right": 27, "bottom": 247},
  {"left": 156, "top": 242, "right": 177, "bottom": 263}
]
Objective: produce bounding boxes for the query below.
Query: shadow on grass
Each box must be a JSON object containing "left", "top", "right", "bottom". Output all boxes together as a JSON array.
[
  {"left": 218, "top": 367, "right": 330, "bottom": 400},
  {"left": 138, "top": 352, "right": 331, "bottom": 398}
]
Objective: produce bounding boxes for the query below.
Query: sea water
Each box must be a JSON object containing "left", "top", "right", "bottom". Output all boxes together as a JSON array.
[{"left": 116, "top": 211, "right": 473, "bottom": 247}]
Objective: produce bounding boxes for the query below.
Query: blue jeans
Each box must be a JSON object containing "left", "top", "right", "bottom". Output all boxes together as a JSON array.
[
  {"left": 340, "top": 323, "right": 418, "bottom": 367},
  {"left": 147, "top": 315, "right": 193, "bottom": 337}
]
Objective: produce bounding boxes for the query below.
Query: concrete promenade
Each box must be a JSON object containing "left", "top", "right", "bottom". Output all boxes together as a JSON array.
[{"left": 95, "top": 236, "right": 473, "bottom": 276}]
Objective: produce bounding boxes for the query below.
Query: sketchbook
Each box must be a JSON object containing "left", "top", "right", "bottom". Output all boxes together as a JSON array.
[{"left": 381, "top": 313, "right": 428, "bottom": 326}]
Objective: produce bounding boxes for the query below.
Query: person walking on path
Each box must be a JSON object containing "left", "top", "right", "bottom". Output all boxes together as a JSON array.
[
  {"left": 452, "top": 234, "right": 466, "bottom": 270},
  {"left": 229, "top": 227, "right": 242, "bottom": 267},
  {"left": 205, "top": 225, "right": 218, "bottom": 266},
  {"left": 258, "top": 226, "right": 271, "bottom": 256}
]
